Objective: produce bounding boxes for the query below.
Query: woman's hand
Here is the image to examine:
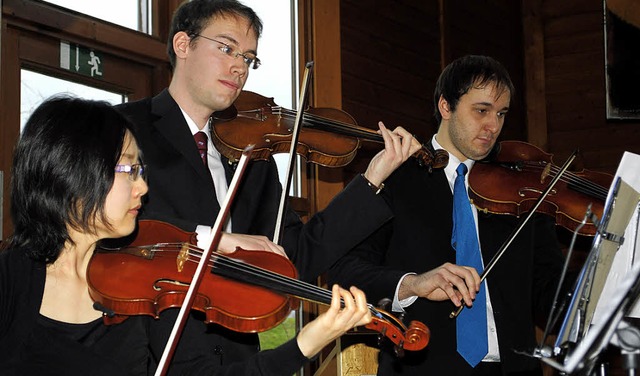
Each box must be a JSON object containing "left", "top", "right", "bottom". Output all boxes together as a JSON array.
[{"left": 296, "top": 284, "right": 372, "bottom": 358}]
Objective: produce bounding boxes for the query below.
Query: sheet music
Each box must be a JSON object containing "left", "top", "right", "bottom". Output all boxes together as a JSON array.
[{"left": 592, "top": 151, "right": 640, "bottom": 323}]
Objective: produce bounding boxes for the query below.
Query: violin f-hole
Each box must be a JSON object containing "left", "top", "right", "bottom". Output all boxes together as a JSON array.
[
  {"left": 153, "top": 279, "right": 190, "bottom": 291},
  {"left": 519, "top": 187, "right": 557, "bottom": 197}
]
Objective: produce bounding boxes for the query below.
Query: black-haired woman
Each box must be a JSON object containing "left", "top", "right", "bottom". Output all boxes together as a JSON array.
[{"left": 0, "top": 96, "right": 371, "bottom": 376}]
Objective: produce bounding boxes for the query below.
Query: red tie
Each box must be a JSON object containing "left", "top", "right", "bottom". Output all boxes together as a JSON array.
[{"left": 194, "top": 131, "right": 208, "bottom": 167}]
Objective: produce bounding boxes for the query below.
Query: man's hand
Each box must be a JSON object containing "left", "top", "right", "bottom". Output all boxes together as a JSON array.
[
  {"left": 363, "top": 122, "right": 422, "bottom": 187},
  {"left": 399, "top": 263, "right": 481, "bottom": 307},
  {"left": 218, "top": 232, "right": 288, "bottom": 258}
]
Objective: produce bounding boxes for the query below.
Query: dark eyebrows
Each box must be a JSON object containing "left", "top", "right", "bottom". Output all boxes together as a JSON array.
[
  {"left": 120, "top": 151, "right": 139, "bottom": 162},
  {"left": 472, "top": 102, "right": 510, "bottom": 112},
  {"left": 215, "top": 34, "right": 258, "bottom": 56}
]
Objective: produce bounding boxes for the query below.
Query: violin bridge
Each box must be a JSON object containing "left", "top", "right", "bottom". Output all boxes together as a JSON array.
[
  {"left": 176, "top": 242, "right": 189, "bottom": 272},
  {"left": 541, "top": 163, "right": 552, "bottom": 183},
  {"left": 237, "top": 108, "right": 266, "bottom": 121}
]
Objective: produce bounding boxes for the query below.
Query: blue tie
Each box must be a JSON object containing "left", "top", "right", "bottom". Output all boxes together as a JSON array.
[{"left": 452, "top": 163, "right": 488, "bottom": 367}]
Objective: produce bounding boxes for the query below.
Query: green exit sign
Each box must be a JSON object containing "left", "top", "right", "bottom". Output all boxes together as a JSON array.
[{"left": 60, "top": 41, "right": 104, "bottom": 79}]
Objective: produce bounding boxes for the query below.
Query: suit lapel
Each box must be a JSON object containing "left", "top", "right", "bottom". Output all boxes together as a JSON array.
[
  {"left": 220, "top": 154, "right": 253, "bottom": 233},
  {"left": 150, "top": 90, "right": 215, "bottom": 187}
]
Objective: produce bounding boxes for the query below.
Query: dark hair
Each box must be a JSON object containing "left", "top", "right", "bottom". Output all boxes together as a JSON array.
[
  {"left": 433, "top": 55, "right": 515, "bottom": 124},
  {"left": 167, "top": 0, "right": 263, "bottom": 68},
  {"left": 7, "top": 96, "right": 135, "bottom": 263}
]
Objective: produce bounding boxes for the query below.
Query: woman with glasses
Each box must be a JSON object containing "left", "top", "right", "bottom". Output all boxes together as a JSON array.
[{"left": 0, "top": 96, "right": 372, "bottom": 375}]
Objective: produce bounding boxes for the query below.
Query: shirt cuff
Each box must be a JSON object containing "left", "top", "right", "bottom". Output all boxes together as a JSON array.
[
  {"left": 195, "top": 225, "right": 213, "bottom": 250},
  {"left": 392, "top": 272, "right": 418, "bottom": 312}
]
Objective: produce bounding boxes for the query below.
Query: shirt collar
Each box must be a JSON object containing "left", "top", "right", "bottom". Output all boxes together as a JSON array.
[
  {"left": 179, "top": 107, "right": 210, "bottom": 136},
  {"left": 431, "top": 135, "right": 475, "bottom": 190}
]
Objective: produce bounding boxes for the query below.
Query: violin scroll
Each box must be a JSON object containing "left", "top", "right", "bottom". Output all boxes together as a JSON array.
[
  {"left": 366, "top": 307, "right": 430, "bottom": 353},
  {"left": 414, "top": 146, "right": 449, "bottom": 172}
]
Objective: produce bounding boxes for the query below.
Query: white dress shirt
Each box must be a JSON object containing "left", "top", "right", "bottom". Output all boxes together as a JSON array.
[
  {"left": 180, "top": 109, "right": 232, "bottom": 249},
  {"left": 392, "top": 135, "right": 501, "bottom": 361}
]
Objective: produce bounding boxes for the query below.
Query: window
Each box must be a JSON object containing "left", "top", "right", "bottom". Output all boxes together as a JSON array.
[
  {"left": 239, "top": 0, "right": 301, "bottom": 352},
  {"left": 242, "top": 0, "right": 300, "bottom": 197},
  {"left": 43, "top": 0, "right": 151, "bottom": 34},
  {"left": 21, "top": 69, "right": 124, "bottom": 131}
]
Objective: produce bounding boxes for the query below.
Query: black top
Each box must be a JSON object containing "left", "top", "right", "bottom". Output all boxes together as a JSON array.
[{"left": 0, "top": 246, "right": 307, "bottom": 376}]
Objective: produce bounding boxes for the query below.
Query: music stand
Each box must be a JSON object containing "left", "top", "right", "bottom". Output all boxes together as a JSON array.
[
  {"left": 542, "top": 256, "right": 640, "bottom": 374},
  {"left": 542, "top": 177, "right": 640, "bottom": 375}
]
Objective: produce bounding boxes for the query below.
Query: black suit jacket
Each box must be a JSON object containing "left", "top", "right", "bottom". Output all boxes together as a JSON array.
[
  {"left": 328, "top": 158, "right": 565, "bottom": 376},
  {"left": 115, "top": 89, "right": 394, "bottom": 370}
]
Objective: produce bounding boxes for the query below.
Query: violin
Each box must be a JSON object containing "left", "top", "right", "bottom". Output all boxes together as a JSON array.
[
  {"left": 468, "top": 140, "right": 613, "bottom": 236},
  {"left": 211, "top": 90, "right": 448, "bottom": 170},
  {"left": 87, "top": 220, "right": 430, "bottom": 352}
]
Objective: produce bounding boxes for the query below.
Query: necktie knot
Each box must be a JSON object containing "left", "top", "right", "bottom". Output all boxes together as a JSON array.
[
  {"left": 456, "top": 162, "right": 468, "bottom": 177},
  {"left": 194, "top": 131, "right": 208, "bottom": 166}
]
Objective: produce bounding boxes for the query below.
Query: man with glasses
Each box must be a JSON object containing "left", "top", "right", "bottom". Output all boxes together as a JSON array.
[{"left": 116, "top": 0, "right": 418, "bottom": 372}]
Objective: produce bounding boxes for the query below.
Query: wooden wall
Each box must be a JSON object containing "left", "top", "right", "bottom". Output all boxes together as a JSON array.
[
  {"left": 542, "top": 0, "right": 640, "bottom": 173},
  {"left": 340, "top": 0, "right": 441, "bottom": 141},
  {"left": 340, "top": 0, "right": 640, "bottom": 176},
  {"left": 339, "top": 0, "right": 442, "bottom": 176}
]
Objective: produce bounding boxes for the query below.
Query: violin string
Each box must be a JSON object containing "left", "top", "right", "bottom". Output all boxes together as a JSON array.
[
  {"left": 180, "top": 246, "right": 384, "bottom": 316},
  {"left": 277, "top": 108, "right": 381, "bottom": 141},
  {"left": 114, "top": 243, "right": 423, "bottom": 337},
  {"left": 548, "top": 166, "right": 609, "bottom": 198},
  {"left": 520, "top": 161, "right": 607, "bottom": 195},
  {"left": 547, "top": 167, "right": 608, "bottom": 199},
  {"left": 101, "top": 242, "right": 318, "bottom": 303},
  {"left": 102, "top": 244, "right": 423, "bottom": 348},
  {"left": 122, "top": 242, "right": 334, "bottom": 304},
  {"left": 205, "top": 250, "right": 387, "bottom": 317},
  {"left": 518, "top": 162, "right": 608, "bottom": 199}
]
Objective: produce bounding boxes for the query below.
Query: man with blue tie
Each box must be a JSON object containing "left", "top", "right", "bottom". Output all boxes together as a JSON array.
[{"left": 328, "top": 55, "right": 565, "bottom": 376}]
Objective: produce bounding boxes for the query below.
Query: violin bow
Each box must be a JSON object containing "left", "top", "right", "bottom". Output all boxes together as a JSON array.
[
  {"left": 154, "top": 145, "right": 255, "bottom": 376},
  {"left": 272, "top": 61, "right": 314, "bottom": 244},
  {"left": 450, "top": 149, "right": 578, "bottom": 319}
]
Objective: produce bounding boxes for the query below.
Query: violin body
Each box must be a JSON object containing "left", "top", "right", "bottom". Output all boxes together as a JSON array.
[
  {"left": 469, "top": 141, "right": 613, "bottom": 235},
  {"left": 88, "top": 220, "right": 298, "bottom": 333},
  {"left": 212, "top": 91, "right": 361, "bottom": 167},
  {"left": 88, "top": 220, "right": 430, "bottom": 351},
  {"left": 212, "top": 90, "right": 448, "bottom": 170}
]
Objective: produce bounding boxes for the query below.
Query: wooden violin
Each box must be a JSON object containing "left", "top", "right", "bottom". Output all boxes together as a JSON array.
[
  {"left": 469, "top": 140, "right": 613, "bottom": 236},
  {"left": 211, "top": 90, "right": 448, "bottom": 171},
  {"left": 87, "top": 220, "right": 430, "bottom": 352}
]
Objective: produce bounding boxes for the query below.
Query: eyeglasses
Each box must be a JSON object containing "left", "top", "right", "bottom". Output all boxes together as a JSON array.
[
  {"left": 115, "top": 164, "right": 146, "bottom": 181},
  {"left": 193, "top": 34, "right": 261, "bottom": 70}
]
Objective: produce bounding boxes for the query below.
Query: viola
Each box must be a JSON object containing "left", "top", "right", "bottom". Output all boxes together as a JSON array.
[
  {"left": 468, "top": 140, "right": 613, "bottom": 236},
  {"left": 211, "top": 90, "right": 448, "bottom": 170},
  {"left": 87, "top": 220, "right": 430, "bottom": 352}
]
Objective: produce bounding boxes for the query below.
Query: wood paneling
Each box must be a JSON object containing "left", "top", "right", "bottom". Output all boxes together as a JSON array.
[
  {"left": 340, "top": 0, "right": 440, "bottom": 147},
  {"left": 336, "top": 1, "right": 640, "bottom": 232},
  {"left": 541, "top": 0, "right": 640, "bottom": 174}
]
